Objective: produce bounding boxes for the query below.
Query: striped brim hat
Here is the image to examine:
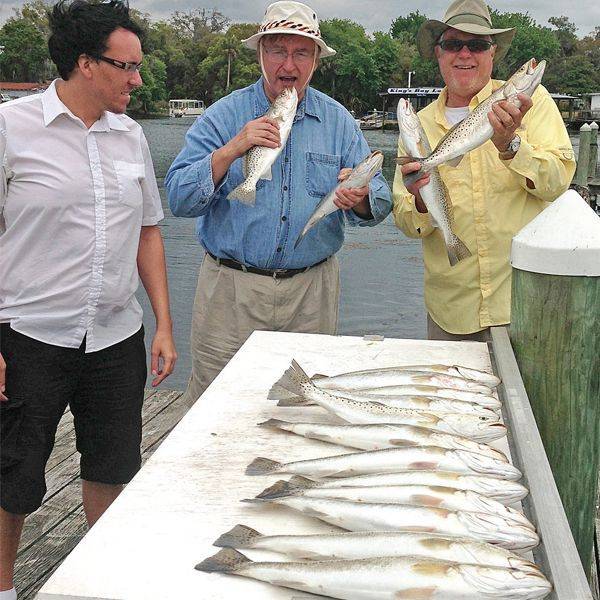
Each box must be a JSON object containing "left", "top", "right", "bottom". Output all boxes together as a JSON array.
[{"left": 243, "top": 1, "right": 336, "bottom": 58}]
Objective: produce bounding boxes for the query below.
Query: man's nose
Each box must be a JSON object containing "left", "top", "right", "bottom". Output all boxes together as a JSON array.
[
  {"left": 130, "top": 69, "right": 143, "bottom": 87},
  {"left": 282, "top": 52, "right": 296, "bottom": 70},
  {"left": 457, "top": 43, "right": 473, "bottom": 57}
]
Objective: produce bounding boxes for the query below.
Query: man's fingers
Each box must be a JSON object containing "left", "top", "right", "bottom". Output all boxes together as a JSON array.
[{"left": 400, "top": 161, "right": 422, "bottom": 176}]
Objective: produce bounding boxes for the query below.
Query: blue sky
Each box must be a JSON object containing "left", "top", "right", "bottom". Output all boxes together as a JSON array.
[{"left": 1, "top": 0, "right": 598, "bottom": 37}]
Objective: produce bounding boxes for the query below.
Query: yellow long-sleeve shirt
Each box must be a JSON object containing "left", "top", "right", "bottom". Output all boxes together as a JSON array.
[{"left": 392, "top": 79, "right": 575, "bottom": 334}]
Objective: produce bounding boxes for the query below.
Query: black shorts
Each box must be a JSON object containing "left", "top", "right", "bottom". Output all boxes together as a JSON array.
[{"left": 0, "top": 324, "right": 146, "bottom": 514}]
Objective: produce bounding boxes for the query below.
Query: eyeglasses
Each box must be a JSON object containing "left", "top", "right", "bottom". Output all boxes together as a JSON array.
[
  {"left": 97, "top": 55, "right": 143, "bottom": 72},
  {"left": 437, "top": 39, "right": 495, "bottom": 53},
  {"left": 262, "top": 46, "right": 315, "bottom": 65}
]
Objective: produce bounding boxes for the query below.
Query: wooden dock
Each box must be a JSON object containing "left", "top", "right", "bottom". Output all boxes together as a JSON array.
[
  {"left": 10, "top": 386, "right": 600, "bottom": 600},
  {"left": 13, "top": 389, "right": 189, "bottom": 600}
]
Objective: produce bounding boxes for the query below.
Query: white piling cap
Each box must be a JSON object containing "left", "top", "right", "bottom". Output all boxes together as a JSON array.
[{"left": 511, "top": 189, "right": 600, "bottom": 276}]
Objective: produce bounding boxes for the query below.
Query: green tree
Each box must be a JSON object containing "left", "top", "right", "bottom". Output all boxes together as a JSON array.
[
  {"left": 0, "top": 18, "right": 48, "bottom": 81},
  {"left": 390, "top": 11, "right": 427, "bottom": 43},
  {"left": 542, "top": 54, "right": 599, "bottom": 94},
  {"left": 548, "top": 16, "right": 578, "bottom": 57},
  {"left": 130, "top": 55, "right": 167, "bottom": 114}
]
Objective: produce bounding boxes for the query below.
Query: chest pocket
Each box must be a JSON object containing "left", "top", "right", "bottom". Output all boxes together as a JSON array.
[
  {"left": 306, "top": 152, "right": 342, "bottom": 198},
  {"left": 113, "top": 160, "right": 145, "bottom": 208}
]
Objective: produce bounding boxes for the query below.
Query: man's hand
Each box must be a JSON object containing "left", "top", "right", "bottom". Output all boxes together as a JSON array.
[
  {"left": 334, "top": 168, "right": 371, "bottom": 217},
  {"left": 489, "top": 93, "right": 532, "bottom": 153},
  {"left": 0, "top": 352, "right": 6, "bottom": 400},
  {"left": 149, "top": 329, "right": 177, "bottom": 387},
  {"left": 401, "top": 161, "right": 430, "bottom": 213},
  {"left": 226, "top": 116, "right": 281, "bottom": 159}
]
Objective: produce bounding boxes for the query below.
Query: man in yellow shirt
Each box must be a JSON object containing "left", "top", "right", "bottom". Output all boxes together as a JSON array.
[{"left": 393, "top": 0, "right": 575, "bottom": 340}]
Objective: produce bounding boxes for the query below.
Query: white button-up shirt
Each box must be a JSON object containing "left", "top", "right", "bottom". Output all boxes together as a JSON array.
[{"left": 0, "top": 80, "right": 164, "bottom": 352}]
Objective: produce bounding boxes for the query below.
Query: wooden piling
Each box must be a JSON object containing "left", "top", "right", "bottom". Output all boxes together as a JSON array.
[
  {"left": 509, "top": 190, "right": 600, "bottom": 576},
  {"left": 589, "top": 121, "right": 598, "bottom": 180},
  {"left": 573, "top": 123, "right": 592, "bottom": 187}
]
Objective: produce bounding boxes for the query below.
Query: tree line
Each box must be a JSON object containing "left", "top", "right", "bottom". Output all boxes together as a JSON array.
[{"left": 1, "top": 0, "right": 599, "bottom": 115}]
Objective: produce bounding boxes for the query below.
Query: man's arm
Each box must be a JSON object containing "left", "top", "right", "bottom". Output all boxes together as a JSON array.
[{"left": 137, "top": 225, "right": 177, "bottom": 387}]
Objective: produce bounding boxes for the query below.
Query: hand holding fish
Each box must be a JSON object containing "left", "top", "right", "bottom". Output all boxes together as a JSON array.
[
  {"left": 488, "top": 93, "right": 532, "bottom": 153},
  {"left": 333, "top": 167, "right": 371, "bottom": 216},
  {"left": 227, "top": 116, "right": 281, "bottom": 158},
  {"left": 400, "top": 161, "right": 430, "bottom": 213}
]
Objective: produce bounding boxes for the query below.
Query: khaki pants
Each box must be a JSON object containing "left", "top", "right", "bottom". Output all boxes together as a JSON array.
[
  {"left": 181, "top": 254, "right": 340, "bottom": 405},
  {"left": 427, "top": 315, "right": 491, "bottom": 342}
]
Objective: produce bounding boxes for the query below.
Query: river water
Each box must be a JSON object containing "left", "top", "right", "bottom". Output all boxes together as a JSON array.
[{"left": 137, "top": 117, "right": 583, "bottom": 391}]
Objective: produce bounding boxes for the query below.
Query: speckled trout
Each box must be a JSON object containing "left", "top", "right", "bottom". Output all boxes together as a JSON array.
[
  {"left": 242, "top": 496, "right": 539, "bottom": 550},
  {"left": 255, "top": 480, "right": 533, "bottom": 529},
  {"left": 245, "top": 446, "right": 521, "bottom": 480},
  {"left": 290, "top": 471, "right": 529, "bottom": 505},
  {"left": 258, "top": 419, "right": 507, "bottom": 460},
  {"left": 197, "top": 549, "right": 551, "bottom": 599},
  {"left": 227, "top": 86, "right": 297, "bottom": 205},
  {"left": 294, "top": 151, "right": 384, "bottom": 248},
  {"left": 213, "top": 525, "right": 539, "bottom": 571},
  {"left": 397, "top": 97, "right": 471, "bottom": 266},
  {"left": 275, "top": 360, "right": 506, "bottom": 442},
  {"left": 402, "top": 58, "right": 546, "bottom": 187}
]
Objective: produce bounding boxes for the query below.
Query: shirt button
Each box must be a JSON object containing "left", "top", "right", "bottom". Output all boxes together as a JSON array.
[
  {"left": 285, "top": 157, "right": 289, "bottom": 162},
  {"left": 281, "top": 216, "right": 287, "bottom": 222},
  {"left": 277, "top": 247, "right": 282, "bottom": 252},
  {"left": 283, "top": 186, "right": 288, "bottom": 191}
]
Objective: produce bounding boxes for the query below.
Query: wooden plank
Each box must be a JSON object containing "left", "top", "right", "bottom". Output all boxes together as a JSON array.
[
  {"left": 491, "top": 327, "right": 593, "bottom": 599},
  {"left": 15, "top": 390, "right": 187, "bottom": 599}
]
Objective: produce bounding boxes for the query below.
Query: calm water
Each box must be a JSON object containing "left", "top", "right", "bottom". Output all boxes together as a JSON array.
[{"left": 137, "top": 119, "right": 424, "bottom": 390}]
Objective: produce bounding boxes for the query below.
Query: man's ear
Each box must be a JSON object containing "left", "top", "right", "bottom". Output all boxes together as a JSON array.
[{"left": 76, "top": 55, "right": 95, "bottom": 80}]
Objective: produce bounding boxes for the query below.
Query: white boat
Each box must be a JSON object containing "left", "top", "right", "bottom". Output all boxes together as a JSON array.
[{"left": 169, "top": 99, "right": 205, "bottom": 118}]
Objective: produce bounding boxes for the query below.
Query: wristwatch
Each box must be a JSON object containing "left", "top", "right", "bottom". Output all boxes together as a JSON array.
[{"left": 498, "top": 135, "right": 521, "bottom": 160}]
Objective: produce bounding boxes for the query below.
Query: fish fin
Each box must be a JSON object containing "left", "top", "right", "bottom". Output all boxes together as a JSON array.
[
  {"left": 240, "top": 498, "right": 265, "bottom": 503},
  {"left": 277, "top": 396, "right": 314, "bottom": 407},
  {"left": 213, "top": 524, "right": 262, "bottom": 548},
  {"left": 409, "top": 494, "right": 443, "bottom": 507},
  {"left": 408, "top": 461, "right": 439, "bottom": 470},
  {"left": 256, "top": 479, "right": 300, "bottom": 499},
  {"left": 245, "top": 457, "right": 282, "bottom": 475},
  {"left": 271, "top": 360, "right": 312, "bottom": 397},
  {"left": 227, "top": 181, "right": 256, "bottom": 205},
  {"left": 289, "top": 475, "right": 320, "bottom": 489},
  {"left": 446, "top": 234, "right": 472, "bottom": 266},
  {"left": 395, "top": 155, "right": 419, "bottom": 165},
  {"left": 394, "top": 588, "right": 437, "bottom": 599},
  {"left": 260, "top": 164, "right": 272, "bottom": 180},
  {"left": 267, "top": 382, "right": 297, "bottom": 401},
  {"left": 402, "top": 168, "right": 429, "bottom": 188},
  {"left": 311, "top": 373, "right": 328, "bottom": 380},
  {"left": 447, "top": 155, "right": 464, "bottom": 168},
  {"left": 195, "top": 548, "right": 251, "bottom": 573},
  {"left": 389, "top": 439, "right": 418, "bottom": 447},
  {"left": 257, "top": 418, "right": 286, "bottom": 429}
]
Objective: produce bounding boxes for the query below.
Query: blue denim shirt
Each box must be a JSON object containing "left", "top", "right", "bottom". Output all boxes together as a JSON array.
[{"left": 166, "top": 79, "right": 392, "bottom": 270}]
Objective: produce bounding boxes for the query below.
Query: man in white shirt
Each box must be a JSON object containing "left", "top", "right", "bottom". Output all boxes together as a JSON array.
[{"left": 0, "top": 2, "right": 176, "bottom": 597}]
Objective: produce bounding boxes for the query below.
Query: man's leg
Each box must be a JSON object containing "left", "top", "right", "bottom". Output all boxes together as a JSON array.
[
  {"left": 0, "top": 508, "right": 24, "bottom": 592},
  {"left": 81, "top": 481, "right": 123, "bottom": 527}
]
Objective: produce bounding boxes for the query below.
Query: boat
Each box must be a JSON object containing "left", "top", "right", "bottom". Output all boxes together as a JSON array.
[{"left": 169, "top": 99, "right": 205, "bottom": 118}]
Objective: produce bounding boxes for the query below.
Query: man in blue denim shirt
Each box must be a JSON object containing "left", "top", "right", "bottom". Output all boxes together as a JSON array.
[{"left": 166, "top": 1, "right": 392, "bottom": 402}]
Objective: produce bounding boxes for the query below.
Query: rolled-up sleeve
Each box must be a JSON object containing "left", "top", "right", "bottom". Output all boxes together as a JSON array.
[
  {"left": 344, "top": 126, "right": 392, "bottom": 227},
  {"left": 500, "top": 87, "right": 576, "bottom": 202},
  {"left": 165, "top": 113, "right": 231, "bottom": 217}
]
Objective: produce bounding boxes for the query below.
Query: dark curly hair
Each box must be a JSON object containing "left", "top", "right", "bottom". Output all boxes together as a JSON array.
[{"left": 48, "top": 0, "right": 144, "bottom": 80}]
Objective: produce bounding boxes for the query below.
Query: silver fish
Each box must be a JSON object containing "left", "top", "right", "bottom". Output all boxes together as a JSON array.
[
  {"left": 289, "top": 471, "right": 529, "bottom": 505},
  {"left": 258, "top": 419, "right": 507, "bottom": 460},
  {"left": 197, "top": 549, "right": 552, "bottom": 599},
  {"left": 256, "top": 480, "right": 532, "bottom": 529},
  {"left": 403, "top": 59, "right": 546, "bottom": 187},
  {"left": 294, "top": 151, "right": 384, "bottom": 248},
  {"left": 245, "top": 445, "right": 522, "bottom": 480},
  {"left": 227, "top": 86, "right": 298, "bottom": 205},
  {"left": 242, "top": 496, "right": 540, "bottom": 551},
  {"left": 213, "top": 525, "right": 539, "bottom": 571},
  {"left": 275, "top": 360, "right": 506, "bottom": 442},
  {"left": 397, "top": 97, "right": 471, "bottom": 266}
]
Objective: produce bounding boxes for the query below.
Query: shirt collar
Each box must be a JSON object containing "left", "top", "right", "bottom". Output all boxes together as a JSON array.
[
  {"left": 434, "top": 78, "right": 495, "bottom": 128},
  {"left": 41, "top": 79, "right": 129, "bottom": 132},
  {"left": 253, "top": 78, "right": 321, "bottom": 122}
]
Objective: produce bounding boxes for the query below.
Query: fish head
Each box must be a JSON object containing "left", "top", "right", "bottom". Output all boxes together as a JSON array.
[
  {"left": 455, "top": 450, "right": 522, "bottom": 480},
  {"left": 471, "top": 477, "right": 529, "bottom": 503},
  {"left": 506, "top": 58, "right": 546, "bottom": 98},
  {"left": 351, "top": 151, "right": 384, "bottom": 182},
  {"left": 458, "top": 563, "right": 552, "bottom": 598},
  {"left": 271, "top": 86, "right": 299, "bottom": 119},
  {"left": 396, "top": 98, "right": 422, "bottom": 139}
]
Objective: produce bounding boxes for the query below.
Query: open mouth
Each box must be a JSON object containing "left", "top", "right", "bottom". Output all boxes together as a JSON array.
[{"left": 278, "top": 76, "right": 297, "bottom": 85}]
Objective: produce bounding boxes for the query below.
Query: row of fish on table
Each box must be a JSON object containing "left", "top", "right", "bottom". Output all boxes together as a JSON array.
[
  {"left": 196, "top": 359, "right": 553, "bottom": 599},
  {"left": 226, "top": 57, "right": 546, "bottom": 268}
]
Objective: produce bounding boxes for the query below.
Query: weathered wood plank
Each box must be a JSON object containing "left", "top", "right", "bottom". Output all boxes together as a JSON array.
[{"left": 15, "top": 390, "right": 187, "bottom": 599}]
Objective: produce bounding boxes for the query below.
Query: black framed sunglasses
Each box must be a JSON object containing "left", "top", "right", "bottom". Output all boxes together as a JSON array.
[
  {"left": 97, "top": 55, "right": 142, "bottom": 72},
  {"left": 437, "top": 39, "right": 495, "bottom": 53}
]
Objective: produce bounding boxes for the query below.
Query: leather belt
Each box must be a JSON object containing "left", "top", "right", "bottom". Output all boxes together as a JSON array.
[{"left": 206, "top": 251, "right": 328, "bottom": 279}]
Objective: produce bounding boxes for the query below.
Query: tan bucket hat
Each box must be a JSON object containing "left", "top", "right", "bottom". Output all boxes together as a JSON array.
[
  {"left": 243, "top": 1, "right": 336, "bottom": 58},
  {"left": 417, "top": 0, "right": 515, "bottom": 64}
]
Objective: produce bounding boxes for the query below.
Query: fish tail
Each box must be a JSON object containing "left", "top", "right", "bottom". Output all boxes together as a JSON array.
[
  {"left": 289, "top": 475, "right": 320, "bottom": 489},
  {"left": 294, "top": 230, "right": 307, "bottom": 249},
  {"left": 245, "top": 456, "right": 282, "bottom": 475},
  {"left": 277, "top": 396, "right": 313, "bottom": 407},
  {"left": 195, "top": 548, "right": 251, "bottom": 573},
  {"left": 447, "top": 233, "right": 472, "bottom": 266},
  {"left": 213, "top": 524, "right": 262, "bottom": 549},
  {"left": 256, "top": 479, "right": 301, "bottom": 499},
  {"left": 257, "top": 418, "right": 286, "bottom": 429},
  {"left": 267, "top": 382, "right": 298, "bottom": 401},
  {"left": 226, "top": 180, "right": 257, "bottom": 205},
  {"left": 273, "top": 359, "right": 312, "bottom": 397}
]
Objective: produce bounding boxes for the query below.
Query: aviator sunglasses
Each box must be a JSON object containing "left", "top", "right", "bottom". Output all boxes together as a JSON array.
[{"left": 437, "top": 39, "right": 495, "bottom": 53}]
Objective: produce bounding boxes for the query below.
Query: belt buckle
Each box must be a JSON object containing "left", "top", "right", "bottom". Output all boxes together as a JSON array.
[{"left": 272, "top": 269, "right": 288, "bottom": 279}]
